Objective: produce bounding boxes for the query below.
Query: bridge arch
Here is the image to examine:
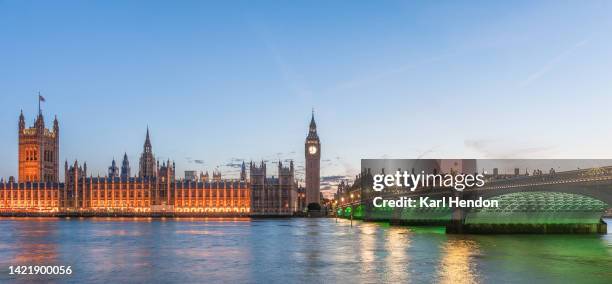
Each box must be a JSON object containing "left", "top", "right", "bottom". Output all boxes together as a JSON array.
[
  {"left": 465, "top": 192, "right": 607, "bottom": 225},
  {"left": 337, "top": 204, "right": 365, "bottom": 219},
  {"left": 472, "top": 182, "right": 612, "bottom": 207}
]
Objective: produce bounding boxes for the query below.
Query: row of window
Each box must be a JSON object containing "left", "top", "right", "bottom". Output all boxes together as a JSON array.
[
  {"left": 24, "top": 149, "right": 38, "bottom": 161},
  {"left": 1, "top": 191, "right": 252, "bottom": 200},
  {"left": 1, "top": 192, "right": 59, "bottom": 199},
  {"left": 23, "top": 149, "right": 54, "bottom": 162},
  {"left": 43, "top": 150, "right": 54, "bottom": 162},
  {"left": 1, "top": 201, "right": 250, "bottom": 208}
]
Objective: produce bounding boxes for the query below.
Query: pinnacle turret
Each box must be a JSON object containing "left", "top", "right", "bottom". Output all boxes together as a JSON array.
[
  {"left": 19, "top": 110, "right": 25, "bottom": 131},
  {"left": 307, "top": 110, "right": 319, "bottom": 140}
]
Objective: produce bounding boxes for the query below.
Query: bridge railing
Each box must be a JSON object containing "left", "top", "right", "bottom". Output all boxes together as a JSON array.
[{"left": 480, "top": 167, "right": 612, "bottom": 190}]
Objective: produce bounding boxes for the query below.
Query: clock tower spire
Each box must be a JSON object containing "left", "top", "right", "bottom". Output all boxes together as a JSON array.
[{"left": 305, "top": 110, "right": 321, "bottom": 206}]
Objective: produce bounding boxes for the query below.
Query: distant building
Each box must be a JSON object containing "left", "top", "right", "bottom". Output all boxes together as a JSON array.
[
  {"left": 297, "top": 186, "right": 306, "bottom": 211},
  {"left": 335, "top": 177, "right": 361, "bottom": 207},
  {"left": 240, "top": 161, "right": 247, "bottom": 181},
  {"left": 185, "top": 170, "right": 198, "bottom": 182},
  {"left": 212, "top": 170, "right": 222, "bottom": 182},
  {"left": 200, "top": 171, "right": 209, "bottom": 182}
]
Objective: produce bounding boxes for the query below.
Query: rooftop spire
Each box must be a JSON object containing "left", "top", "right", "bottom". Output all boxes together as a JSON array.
[
  {"left": 144, "top": 126, "right": 152, "bottom": 149},
  {"left": 53, "top": 115, "right": 59, "bottom": 131},
  {"left": 307, "top": 110, "right": 319, "bottom": 140},
  {"left": 19, "top": 110, "right": 25, "bottom": 130},
  {"left": 310, "top": 108, "right": 316, "bottom": 129}
]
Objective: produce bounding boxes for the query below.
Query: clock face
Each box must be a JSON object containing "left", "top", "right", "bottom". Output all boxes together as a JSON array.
[{"left": 308, "top": 145, "right": 318, "bottom": 155}]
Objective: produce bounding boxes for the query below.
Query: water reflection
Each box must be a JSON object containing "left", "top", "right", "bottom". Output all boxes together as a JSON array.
[
  {"left": 358, "top": 223, "right": 377, "bottom": 274},
  {"left": 385, "top": 227, "right": 411, "bottom": 282},
  {"left": 0, "top": 218, "right": 609, "bottom": 283},
  {"left": 437, "top": 238, "right": 480, "bottom": 284},
  {"left": 11, "top": 219, "right": 60, "bottom": 265}
]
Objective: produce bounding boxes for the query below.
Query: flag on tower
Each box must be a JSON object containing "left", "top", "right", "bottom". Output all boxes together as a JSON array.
[{"left": 37, "top": 92, "right": 46, "bottom": 114}]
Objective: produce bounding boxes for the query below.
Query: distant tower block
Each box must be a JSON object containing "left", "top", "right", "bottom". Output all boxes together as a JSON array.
[
  {"left": 18, "top": 98, "right": 60, "bottom": 182},
  {"left": 304, "top": 111, "right": 321, "bottom": 205}
]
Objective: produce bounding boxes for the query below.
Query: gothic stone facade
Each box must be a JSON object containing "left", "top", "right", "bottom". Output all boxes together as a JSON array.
[
  {"left": 2, "top": 108, "right": 305, "bottom": 216},
  {"left": 0, "top": 163, "right": 250, "bottom": 214},
  {"left": 305, "top": 113, "right": 321, "bottom": 205},
  {"left": 249, "top": 161, "right": 298, "bottom": 215},
  {"left": 18, "top": 111, "right": 59, "bottom": 183}
]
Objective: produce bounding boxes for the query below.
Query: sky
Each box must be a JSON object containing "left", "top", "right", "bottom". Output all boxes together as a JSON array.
[{"left": 1, "top": 1, "right": 612, "bottom": 193}]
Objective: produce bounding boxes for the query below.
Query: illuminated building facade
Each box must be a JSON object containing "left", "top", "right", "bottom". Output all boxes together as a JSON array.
[
  {"left": 0, "top": 104, "right": 309, "bottom": 216},
  {"left": 18, "top": 109, "right": 59, "bottom": 182},
  {"left": 0, "top": 162, "right": 250, "bottom": 214}
]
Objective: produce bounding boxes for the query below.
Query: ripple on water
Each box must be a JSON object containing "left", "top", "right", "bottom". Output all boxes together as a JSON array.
[{"left": 0, "top": 217, "right": 610, "bottom": 283}]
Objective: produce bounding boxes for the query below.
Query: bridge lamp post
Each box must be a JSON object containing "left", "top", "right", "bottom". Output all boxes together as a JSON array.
[{"left": 349, "top": 194, "right": 354, "bottom": 227}]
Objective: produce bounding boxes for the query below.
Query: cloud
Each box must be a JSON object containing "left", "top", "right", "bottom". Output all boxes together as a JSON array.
[
  {"left": 465, "top": 139, "right": 557, "bottom": 158},
  {"left": 520, "top": 38, "right": 590, "bottom": 87},
  {"left": 224, "top": 163, "right": 242, "bottom": 169},
  {"left": 464, "top": 139, "right": 493, "bottom": 152},
  {"left": 320, "top": 175, "right": 353, "bottom": 188},
  {"left": 194, "top": 160, "right": 204, "bottom": 164}
]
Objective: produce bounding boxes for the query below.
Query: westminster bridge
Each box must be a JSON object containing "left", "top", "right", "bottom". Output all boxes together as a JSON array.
[{"left": 336, "top": 167, "right": 612, "bottom": 233}]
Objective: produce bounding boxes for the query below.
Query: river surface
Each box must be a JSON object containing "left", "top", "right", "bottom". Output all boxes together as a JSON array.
[{"left": 0, "top": 217, "right": 610, "bottom": 283}]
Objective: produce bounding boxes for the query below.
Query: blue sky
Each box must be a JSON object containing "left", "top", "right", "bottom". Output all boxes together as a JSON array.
[{"left": 1, "top": 1, "right": 612, "bottom": 190}]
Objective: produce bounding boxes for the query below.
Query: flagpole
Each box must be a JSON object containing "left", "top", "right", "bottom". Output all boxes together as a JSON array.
[{"left": 38, "top": 91, "right": 41, "bottom": 115}]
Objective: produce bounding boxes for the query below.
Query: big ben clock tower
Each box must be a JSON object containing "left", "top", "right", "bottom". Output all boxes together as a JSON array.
[{"left": 305, "top": 111, "right": 321, "bottom": 206}]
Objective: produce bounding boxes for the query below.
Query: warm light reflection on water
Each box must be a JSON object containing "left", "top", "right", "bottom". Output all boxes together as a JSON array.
[
  {"left": 0, "top": 217, "right": 610, "bottom": 283},
  {"left": 12, "top": 220, "right": 59, "bottom": 265},
  {"left": 437, "top": 239, "right": 480, "bottom": 284},
  {"left": 358, "top": 223, "right": 377, "bottom": 273},
  {"left": 385, "top": 227, "right": 411, "bottom": 282}
]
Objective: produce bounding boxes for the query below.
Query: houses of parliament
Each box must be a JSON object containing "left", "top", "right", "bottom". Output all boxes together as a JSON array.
[{"left": 0, "top": 102, "right": 322, "bottom": 216}]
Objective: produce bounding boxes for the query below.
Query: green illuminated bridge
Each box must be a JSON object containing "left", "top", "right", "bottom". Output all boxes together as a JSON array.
[{"left": 337, "top": 167, "right": 612, "bottom": 234}]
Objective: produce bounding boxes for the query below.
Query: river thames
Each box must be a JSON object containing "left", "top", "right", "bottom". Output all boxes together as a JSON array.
[{"left": 0, "top": 217, "right": 610, "bottom": 283}]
